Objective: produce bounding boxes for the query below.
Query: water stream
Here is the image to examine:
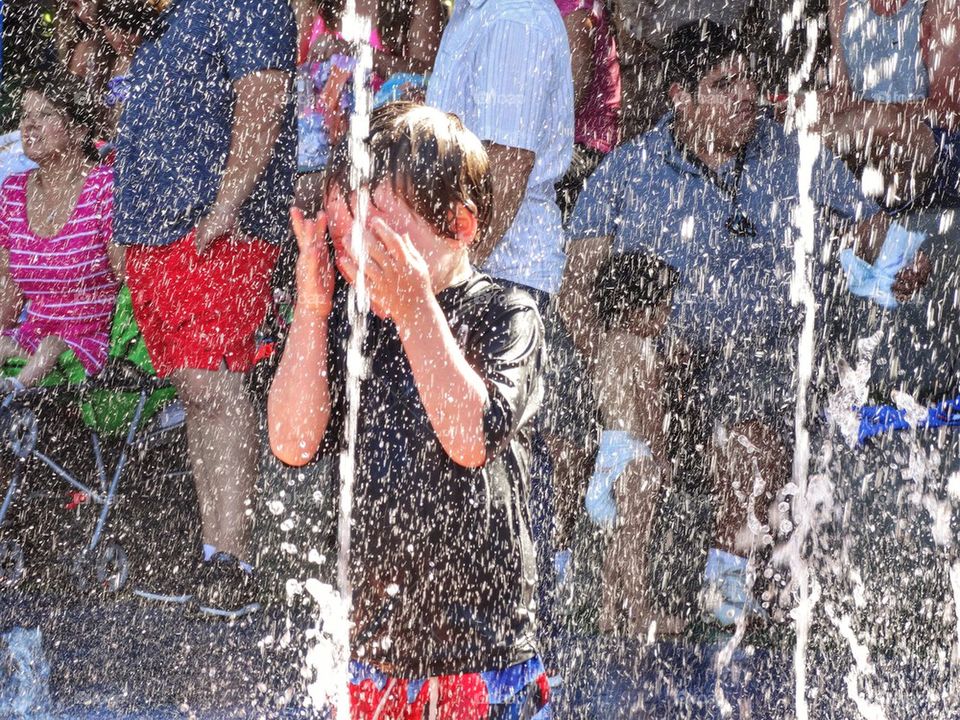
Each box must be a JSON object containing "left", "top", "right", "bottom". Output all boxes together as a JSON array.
[{"left": 303, "top": 7, "right": 374, "bottom": 716}]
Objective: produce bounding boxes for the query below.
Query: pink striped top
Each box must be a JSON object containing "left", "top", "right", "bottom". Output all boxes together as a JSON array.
[{"left": 0, "top": 165, "right": 119, "bottom": 375}]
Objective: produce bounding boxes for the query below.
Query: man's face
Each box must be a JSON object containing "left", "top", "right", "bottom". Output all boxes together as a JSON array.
[{"left": 682, "top": 54, "right": 758, "bottom": 155}]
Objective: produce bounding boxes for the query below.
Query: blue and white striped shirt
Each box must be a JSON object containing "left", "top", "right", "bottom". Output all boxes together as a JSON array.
[{"left": 427, "top": 0, "right": 574, "bottom": 294}]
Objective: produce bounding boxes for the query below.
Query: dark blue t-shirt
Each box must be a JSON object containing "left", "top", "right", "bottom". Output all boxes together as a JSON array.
[{"left": 114, "top": 0, "right": 297, "bottom": 247}]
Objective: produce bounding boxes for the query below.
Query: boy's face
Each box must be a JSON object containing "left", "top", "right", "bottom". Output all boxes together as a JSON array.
[{"left": 326, "top": 182, "right": 471, "bottom": 290}]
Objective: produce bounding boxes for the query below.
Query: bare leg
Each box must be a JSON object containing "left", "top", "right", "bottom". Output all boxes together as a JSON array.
[
  {"left": 709, "top": 420, "right": 789, "bottom": 555},
  {"left": 14, "top": 336, "right": 68, "bottom": 387},
  {"left": 545, "top": 434, "right": 594, "bottom": 551},
  {"left": 597, "top": 342, "right": 684, "bottom": 634},
  {"left": 170, "top": 367, "right": 258, "bottom": 563},
  {"left": 0, "top": 337, "right": 29, "bottom": 367},
  {"left": 600, "top": 454, "right": 685, "bottom": 636}
]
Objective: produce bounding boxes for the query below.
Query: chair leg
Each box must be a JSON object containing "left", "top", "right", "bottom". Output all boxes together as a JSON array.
[
  {"left": 0, "top": 459, "right": 23, "bottom": 528},
  {"left": 90, "top": 390, "right": 148, "bottom": 552}
]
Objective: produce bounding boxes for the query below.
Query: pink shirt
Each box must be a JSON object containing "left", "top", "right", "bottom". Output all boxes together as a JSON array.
[
  {"left": 556, "top": 0, "right": 621, "bottom": 153},
  {"left": 0, "top": 165, "right": 118, "bottom": 374}
]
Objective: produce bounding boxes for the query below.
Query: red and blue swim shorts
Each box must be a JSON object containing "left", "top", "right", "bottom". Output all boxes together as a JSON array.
[{"left": 349, "top": 656, "right": 552, "bottom": 720}]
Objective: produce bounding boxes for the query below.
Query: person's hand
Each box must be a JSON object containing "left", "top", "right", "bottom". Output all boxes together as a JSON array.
[
  {"left": 0, "top": 376, "right": 25, "bottom": 397},
  {"left": 194, "top": 203, "right": 239, "bottom": 255},
  {"left": 291, "top": 208, "right": 335, "bottom": 316},
  {"left": 319, "top": 65, "right": 352, "bottom": 143},
  {"left": 892, "top": 249, "right": 932, "bottom": 302},
  {"left": 334, "top": 216, "right": 432, "bottom": 323}
]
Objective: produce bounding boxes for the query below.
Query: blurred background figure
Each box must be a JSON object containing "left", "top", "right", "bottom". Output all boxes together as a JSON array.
[
  {"left": 555, "top": 0, "right": 621, "bottom": 220},
  {"left": 584, "top": 253, "right": 683, "bottom": 637},
  {"left": 816, "top": 0, "right": 960, "bottom": 204},
  {"left": 93, "top": 0, "right": 158, "bottom": 141},
  {"left": 113, "top": 0, "right": 296, "bottom": 619},
  {"left": 292, "top": 0, "right": 444, "bottom": 214}
]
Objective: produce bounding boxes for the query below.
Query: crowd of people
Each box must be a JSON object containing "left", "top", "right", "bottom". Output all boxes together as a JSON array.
[{"left": 0, "top": 0, "right": 958, "bottom": 716}]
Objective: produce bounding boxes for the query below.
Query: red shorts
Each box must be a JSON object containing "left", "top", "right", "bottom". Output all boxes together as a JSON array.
[{"left": 126, "top": 231, "right": 279, "bottom": 378}]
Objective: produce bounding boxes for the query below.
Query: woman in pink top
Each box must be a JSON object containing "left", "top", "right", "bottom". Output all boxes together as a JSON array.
[{"left": 0, "top": 70, "right": 122, "bottom": 389}]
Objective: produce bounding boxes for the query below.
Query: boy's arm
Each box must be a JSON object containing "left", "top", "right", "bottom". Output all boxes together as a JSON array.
[
  {"left": 396, "top": 294, "right": 490, "bottom": 469},
  {"left": 268, "top": 211, "right": 337, "bottom": 466},
  {"left": 338, "top": 217, "right": 490, "bottom": 467},
  {"left": 394, "top": 284, "right": 545, "bottom": 469}
]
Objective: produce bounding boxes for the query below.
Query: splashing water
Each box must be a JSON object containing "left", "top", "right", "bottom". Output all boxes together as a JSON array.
[
  {"left": 824, "top": 603, "right": 888, "bottom": 719},
  {"left": 302, "top": 5, "right": 374, "bottom": 716},
  {"left": 783, "top": 13, "right": 822, "bottom": 720},
  {"left": 714, "top": 438, "right": 770, "bottom": 717},
  {"left": 826, "top": 331, "right": 884, "bottom": 447},
  {"left": 0, "top": 626, "right": 51, "bottom": 719}
]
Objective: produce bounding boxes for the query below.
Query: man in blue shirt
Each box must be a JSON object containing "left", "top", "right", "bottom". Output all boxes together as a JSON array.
[
  {"left": 114, "top": 0, "right": 296, "bottom": 618},
  {"left": 559, "top": 21, "right": 905, "bottom": 628}
]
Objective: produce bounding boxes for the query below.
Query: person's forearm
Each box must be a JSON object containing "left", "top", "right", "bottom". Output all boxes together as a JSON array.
[
  {"left": 17, "top": 336, "right": 68, "bottom": 387},
  {"left": 0, "top": 284, "right": 21, "bottom": 330},
  {"left": 214, "top": 71, "right": 290, "bottom": 216},
  {"left": 565, "top": 10, "right": 595, "bottom": 111},
  {"left": 268, "top": 301, "right": 332, "bottom": 466},
  {"left": 395, "top": 293, "right": 490, "bottom": 468},
  {"left": 847, "top": 212, "right": 892, "bottom": 263},
  {"left": 0, "top": 256, "right": 22, "bottom": 329},
  {"left": 472, "top": 144, "right": 534, "bottom": 264},
  {"left": 556, "top": 236, "right": 611, "bottom": 361}
]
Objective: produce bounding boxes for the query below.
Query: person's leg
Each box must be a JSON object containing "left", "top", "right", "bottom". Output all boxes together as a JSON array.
[
  {"left": 600, "top": 454, "right": 684, "bottom": 636},
  {"left": 710, "top": 420, "right": 787, "bottom": 555},
  {"left": 597, "top": 347, "right": 683, "bottom": 636},
  {"left": 0, "top": 337, "right": 29, "bottom": 367},
  {"left": 13, "top": 336, "right": 68, "bottom": 387},
  {"left": 702, "top": 419, "right": 789, "bottom": 626},
  {"left": 170, "top": 367, "right": 259, "bottom": 563}
]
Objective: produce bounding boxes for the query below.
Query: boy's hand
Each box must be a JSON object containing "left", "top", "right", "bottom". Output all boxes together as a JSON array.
[
  {"left": 335, "top": 216, "right": 432, "bottom": 323},
  {"left": 291, "top": 208, "right": 335, "bottom": 315}
]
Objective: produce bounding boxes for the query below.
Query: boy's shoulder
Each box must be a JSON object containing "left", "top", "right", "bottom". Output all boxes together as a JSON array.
[{"left": 444, "top": 271, "right": 542, "bottom": 322}]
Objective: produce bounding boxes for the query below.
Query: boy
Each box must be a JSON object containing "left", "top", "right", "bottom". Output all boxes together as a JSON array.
[{"left": 268, "top": 103, "right": 550, "bottom": 719}]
